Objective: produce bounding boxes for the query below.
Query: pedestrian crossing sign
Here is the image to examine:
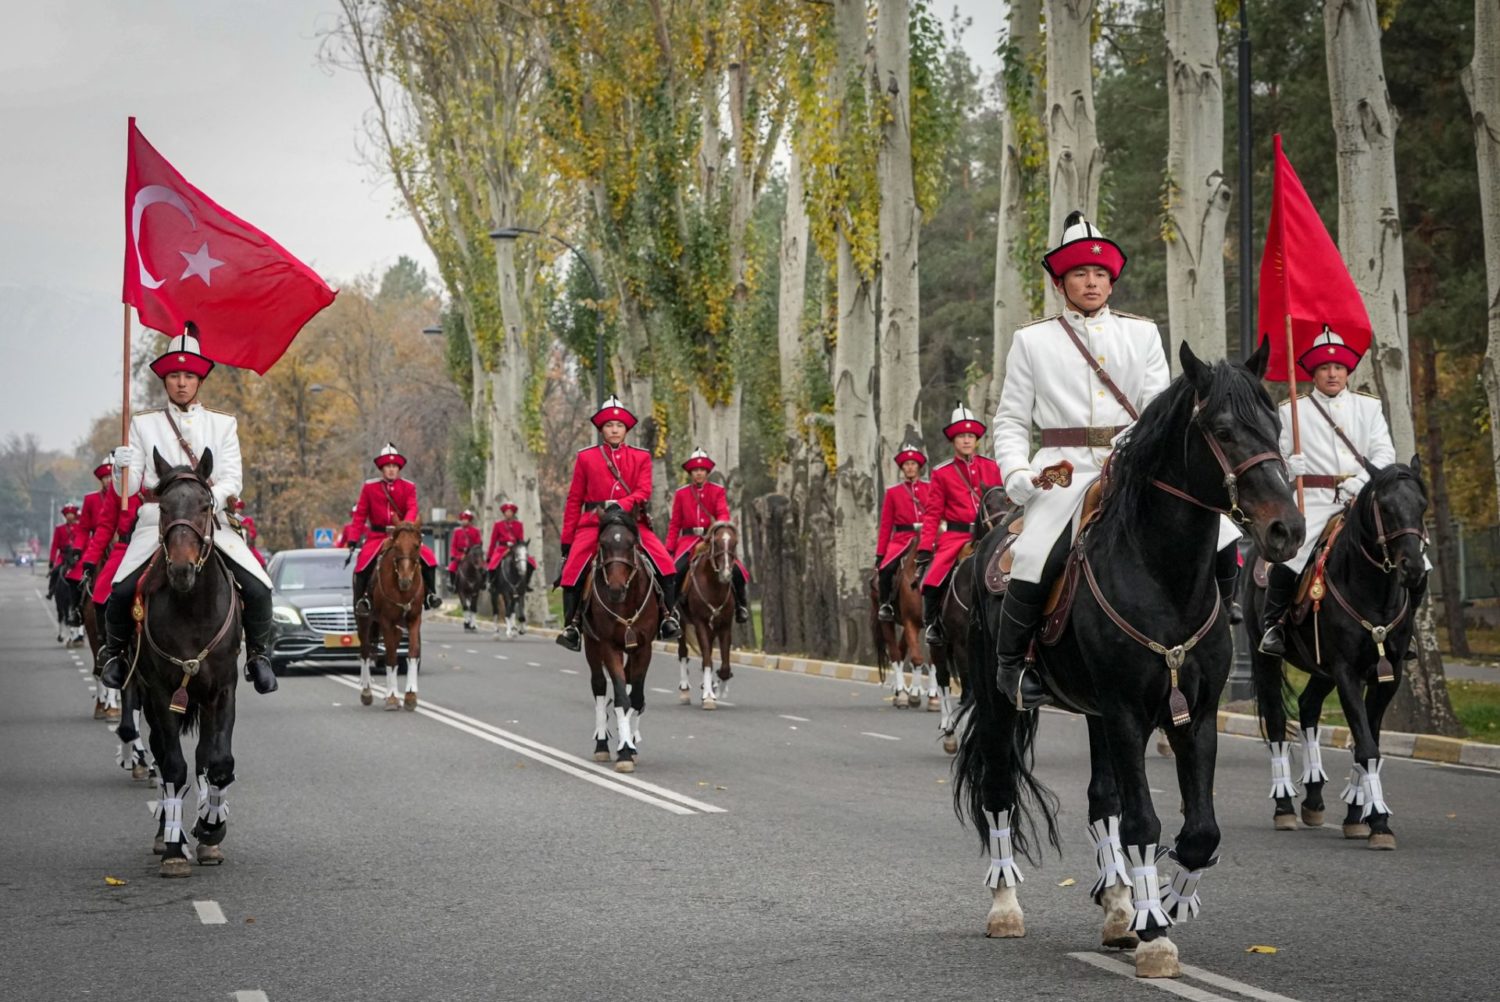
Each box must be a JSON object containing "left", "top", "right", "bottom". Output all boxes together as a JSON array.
[{"left": 313, "top": 527, "right": 335, "bottom": 549}]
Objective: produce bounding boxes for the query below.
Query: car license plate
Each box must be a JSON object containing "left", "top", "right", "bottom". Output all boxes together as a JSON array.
[{"left": 323, "top": 633, "right": 358, "bottom": 649}]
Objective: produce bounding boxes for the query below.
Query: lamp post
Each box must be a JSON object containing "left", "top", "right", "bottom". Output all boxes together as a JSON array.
[
  {"left": 1228, "top": 1, "right": 1256, "bottom": 702},
  {"left": 489, "top": 226, "right": 606, "bottom": 404}
]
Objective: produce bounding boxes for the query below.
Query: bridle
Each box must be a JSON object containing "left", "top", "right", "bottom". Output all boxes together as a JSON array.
[
  {"left": 585, "top": 525, "right": 653, "bottom": 648},
  {"left": 707, "top": 524, "right": 735, "bottom": 581},
  {"left": 374, "top": 527, "right": 422, "bottom": 614},
  {"left": 156, "top": 468, "right": 216, "bottom": 574},
  {"left": 1151, "top": 396, "right": 1286, "bottom": 526},
  {"left": 1356, "top": 484, "right": 1427, "bottom": 574}
]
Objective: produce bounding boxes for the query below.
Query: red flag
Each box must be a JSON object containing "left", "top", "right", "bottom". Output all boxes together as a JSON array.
[
  {"left": 1256, "top": 134, "right": 1371, "bottom": 381},
  {"left": 122, "top": 119, "right": 336, "bottom": 374}
]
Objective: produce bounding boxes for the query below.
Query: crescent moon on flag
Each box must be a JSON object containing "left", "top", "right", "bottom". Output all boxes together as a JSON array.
[{"left": 131, "top": 185, "right": 197, "bottom": 290}]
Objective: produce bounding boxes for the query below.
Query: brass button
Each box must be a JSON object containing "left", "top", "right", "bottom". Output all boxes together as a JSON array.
[
  {"left": 1097, "top": 356, "right": 1105, "bottom": 364},
  {"left": 1097, "top": 391, "right": 1106, "bottom": 399}
]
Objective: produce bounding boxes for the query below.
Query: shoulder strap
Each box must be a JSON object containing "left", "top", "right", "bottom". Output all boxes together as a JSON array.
[
  {"left": 1306, "top": 394, "right": 1367, "bottom": 467},
  {"left": 381, "top": 480, "right": 400, "bottom": 524},
  {"left": 1057, "top": 317, "right": 1140, "bottom": 421},
  {"left": 598, "top": 445, "right": 630, "bottom": 495},
  {"left": 160, "top": 408, "right": 215, "bottom": 487}
]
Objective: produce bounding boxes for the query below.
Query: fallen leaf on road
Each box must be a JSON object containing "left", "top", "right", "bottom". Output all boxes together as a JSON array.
[
  {"left": 245, "top": 917, "right": 256, "bottom": 924},
  {"left": 715, "top": 785, "right": 727, "bottom": 791},
  {"left": 935, "top": 779, "right": 946, "bottom": 784},
  {"left": 1057, "top": 878, "right": 1076, "bottom": 887},
  {"left": 104, "top": 876, "right": 127, "bottom": 886},
  {"left": 698, "top": 781, "right": 709, "bottom": 787},
  {"left": 1446, "top": 812, "right": 1456, "bottom": 819},
  {"left": 1246, "top": 945, "right": 1277, "bottom": 954}
]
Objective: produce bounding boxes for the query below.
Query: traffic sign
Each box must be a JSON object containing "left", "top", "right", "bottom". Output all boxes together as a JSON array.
[{"left": 312, "top": 527, "right": 335, "bottom": 548}]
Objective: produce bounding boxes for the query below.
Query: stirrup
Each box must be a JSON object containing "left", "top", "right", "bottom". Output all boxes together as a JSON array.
[
  {"left": 735, "top": 604, "right": 750, "bottom": 625},
  {"left": 659, "top": 613, "right": 682, "bottom": 640},
  {"left": 355, "top": 596, "right": 371, "bottom": 615},
  {"left": 924, "top": 622, "right": 945, "bottom": 646},
  {"left": 1258, "top": 624, "right": 1286, "bottom": 657},
  {"left": 877, "top": 603, "right": 895, "bottom": 623},
  {"left": 98, "top": 652, "right": 128, "bottom": 690},
  {"left": 999, "top": 665, "right": 1050, "bottom": 711},
  {"left": 424, "top": 592, "right": 443, "bottom": 610},
  {"left": 1226, "top": 600, "right": 1244, "bottom": 626},
  {"left": 556, "top": 625, "right": 582, "bottom": 651}
]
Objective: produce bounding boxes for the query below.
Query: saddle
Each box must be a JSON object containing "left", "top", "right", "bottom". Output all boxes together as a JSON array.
[
  {"left": 1249, "top": 513, "right": 1345, "bottom": 626},
  {"left": 982, "top": 477, "right": 1108, "bottom": 635}
]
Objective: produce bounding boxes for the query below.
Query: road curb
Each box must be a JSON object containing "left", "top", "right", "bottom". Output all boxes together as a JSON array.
[{"left": 517, "top": 623, "right": 1498, "bottom": 768}]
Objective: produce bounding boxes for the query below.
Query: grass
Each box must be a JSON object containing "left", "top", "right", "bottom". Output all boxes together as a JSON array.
[{"left": 1441, "top": 624, "right": 1500, "bottom": 661}]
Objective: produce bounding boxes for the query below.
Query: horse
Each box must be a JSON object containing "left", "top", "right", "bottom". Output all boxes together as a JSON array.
[
  {"left": 131, "top": 448, "right": 243, "bottom": 877},
  {"left": 51, "top": 545, "right": 81, "bottom": 644},
  {"left": 357, "top": 521, "right": 426, "bottom": 711},
  {"left": 871, "top": 541, "right": 931, "bottom": 712},
  {"left": 676, "top": 521, "right": 739, "bottom": 710},
  {"left": 454, "top": 544, "right": 486, "bottom": 632},
  {"left": 1245, "top": 458, "right": 1427, "bottom": 849},
  {"left": 490, "top": 538, "right": 532, "bottom": 638},
  {"left": 582, "top": 506, "right": 661, "bottom": 772},
  {"left": 955, "top": 341, "right": 1303, "bottom": 978}
]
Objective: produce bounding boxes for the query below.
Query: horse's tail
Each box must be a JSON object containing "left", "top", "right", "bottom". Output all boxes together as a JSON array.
[{"left": 952, "top": 529, "right": 1060, "bottom": 863}]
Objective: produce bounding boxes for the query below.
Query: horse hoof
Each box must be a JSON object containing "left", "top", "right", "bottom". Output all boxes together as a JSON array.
[
  {"left": 131, "top": 763, "right": 149, "bottom": 782},
  {"left": 152, "top": 836, "right": 165, "bottom": 856},
  {"left": 197, "top": 844, "right": 225, "bottom": 866},
  {"left": 1343, "top": 823, "right": 1371, "bottom": 840},
  {"left": 360, "top": 688, "right": 373, "bottom": 707},
  {"left": 984, "top": 911, "right": 1024, "bottom": 938},
  {"left": 1274, "top": 813, "right": 1299, "bottom": 831},
  {"left": 1300, "top": 807, "right": 1325, "bottom": 827},
  {"left": 927, "top": 696, "right": 941, "bottom": 712},
  {"left": 105, "top": 707, "right": 121, "bottom": 722},
  {"left": 384, "top": 695, "right": 401, "bottom": 711},
  {"left": 614, "top": 759, "right": 636, "bottom": 774},
  {"left": 593, "top": 751, "right": 611, "bottom": 762},
  {"left": 404, "top": 692, "right": 418, "bottom": 710},
  {"left": 678, "top": 688, "right": 691, "bottom": 705},
  {"left": 702, "top": 699, "right": 716, "bottom": 711},
  {"left": 160, "top": 857, "right": 191, "bottom": 879},
  {"left": 893, "top": 691, "right": 908, "bottom": 708},
  {"left": 1134, "top": 937, "right": 1180, "bottom": 979},
  {"left": 943, "top": 736, "right": 958, "bottom": 755},
  {"left": 1368, "top": 832, "right": 1397, "bottom": 850},
  {"left": 93, "top": 702, "right": 106, "bottom": 720}
]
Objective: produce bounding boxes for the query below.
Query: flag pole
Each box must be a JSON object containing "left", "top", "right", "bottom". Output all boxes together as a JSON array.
[
  {"left": 120, "top": 302, "right": 131, "bottom": 511},
  {"left": 1273, "top": 135, "right": 1305, "bottom": 513},
  {"left": 1284, "top": 314, "right": 1304, "bottom": 512}
]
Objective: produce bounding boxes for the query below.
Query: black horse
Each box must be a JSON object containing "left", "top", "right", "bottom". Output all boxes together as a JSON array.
[
  {"left": 955, "top": 341, "right": 1303, "bottom": 979},
  {"left": 1245, "top": 459, "right": 1427, "bottom": 849},
  {"left": 133, "top": 449, "right": 242, "bottom": 877},
  {"left": 489, "top": 538, "right": 532, "bottom": 637},
  {"left": 51, "top": 546, "right": 82, "bottom": 644},
  {"left": 454, "top": 544, "right": 486, "bottom": 632}
]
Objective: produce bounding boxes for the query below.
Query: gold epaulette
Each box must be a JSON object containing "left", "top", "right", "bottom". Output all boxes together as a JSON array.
[
  {"left": 203, "top": 406, "right": 233, "bottom": 417},
  {"left": 1352, "top": 389, "right": 1383, "bottom": 401},
  {"left": 1113, "top": 310, "right": 1155, "bottom": 323},
  {"left": 1018, "top": 313, "right": 1060, "bottom": 329}
]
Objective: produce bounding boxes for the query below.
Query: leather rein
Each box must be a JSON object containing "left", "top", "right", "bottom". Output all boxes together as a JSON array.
[
  {"left": 687, "top": 524, "right": 736, "bottom": 621},
  {"left": 1150, "top": 397, "right": 1286, "bottom": 527},
  {"left": 584, "top": 525, "right": 655, "bottom": 647}
]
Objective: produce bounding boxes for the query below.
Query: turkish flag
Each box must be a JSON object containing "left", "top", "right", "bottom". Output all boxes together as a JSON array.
[
  {"left": 1255, "top": 134, "right": 1371, "bottom": 382},
  {"left": 122, "top": 118, "right": 336, "bottom": 374}
]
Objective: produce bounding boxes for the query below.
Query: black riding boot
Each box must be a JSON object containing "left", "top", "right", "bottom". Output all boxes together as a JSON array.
[
  {"left": 97, "top": 569, "right": 142, "bottom": 689},
  {"left": 422, "top": 563, "right": 442, "bottom": 610},
  {"left": 1258, "top": 564, "right": 1299, "bottom": 657},
  {"left": 996, "top": 592, "right": 1049, "bottom": 710},
  {"left": 231, "top": 563, "right": 278, "bottom": 694},
  {"left": 922, "top": 585, "right": 945, "bottom": 646},
  {"left": 877, "top": 562, "right": 897, "bottom": 623},
  {"left": 353, "top": 565, "right": 373, "bottom": 615},
  {"left": 1216, "top": 543, "right": 1243, "bottom": 625},
  {"left": 556, "top": 584, "right": 583, "bottom": 651},
  {"left": 732, "top": 567, "right": 750, "bottom": 624},
  {"left": 448, "top": 569, "right": 458, "bottom": 591},
  {"left": 658, "top": 573, "right": 682, "bottom": 640}
]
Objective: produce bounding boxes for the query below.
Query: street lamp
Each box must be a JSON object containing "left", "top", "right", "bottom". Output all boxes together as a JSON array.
[
  {"left": 489, "top": 225, "right": 607, "bottom": 404},
  {"left": 1228, "top": 2, "right": 1256, "bottom": 703}
]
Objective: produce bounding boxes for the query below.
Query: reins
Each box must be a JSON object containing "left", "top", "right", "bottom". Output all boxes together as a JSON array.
[
  {"left": 687, "top": 526, "right": 736, "bottom": 623},
  {"left": 1151, "top": 397, "right": 1285, "bottom": 526},
  {"left": 584, "top": 532, "right": 654, "bottom": 649},
  {"left": 372, "top": 530, "right": 423, "bottom": 617},
  {"left": 139, "top": 551, "right": 238, "bottom": 714}
]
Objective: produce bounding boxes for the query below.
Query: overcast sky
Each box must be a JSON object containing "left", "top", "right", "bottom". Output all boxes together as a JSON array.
[{"left": 0, "top": 0, "right": 1002, "bottom": 453}]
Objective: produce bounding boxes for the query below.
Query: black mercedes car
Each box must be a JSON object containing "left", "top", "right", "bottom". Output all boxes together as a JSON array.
[{"left": 266, "top": 548, "right": 406, "bottom": 673}]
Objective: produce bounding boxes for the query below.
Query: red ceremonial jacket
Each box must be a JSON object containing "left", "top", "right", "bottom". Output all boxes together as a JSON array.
[
  {"left": 918, "top": 456, "right": 1003, "bottom": 554},
  {"left": 449, "top": 524, "right": 482, "bottom": 560},
  {"left": 83, "top": 487, "right": 145, "bottom": 566},
  {"left": 666, "top": 482, "right": 731, "bottom": 557},
  {"left": 334, "top": 521, "right": 360, "bottom": 548},
  {"left": 876, "top": 479, "right": 931, "bottom": 566},
  {"left": 488, "top": 519, "right": 525, "bottom": 555},
  {"left": 351, "top": 477, "right": 419, "bottom": 542},
  {"left": 49, "top": 523, "right": 76, "bottom": 567},
  {"left": 560, "top": 443, "right": 652, "bottom": 548}
]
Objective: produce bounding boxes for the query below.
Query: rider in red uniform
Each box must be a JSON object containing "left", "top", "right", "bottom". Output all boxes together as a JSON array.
[
  {"left": 487, "top": 502, "right": 537, "bottom": 576},
  {"left": 349, "top": 442, "right": 442, "bottom": 612},
  {"left": 334, "top": 507, "right": 360, "bottom": 549},
  {"left": 555, "top": 395, "right": 681, "bottom": 651},
  {"left": 447, "top": 509, "right": 482, "bottom": 589},
  {"left": 231, "top": 498, "right": 268, "bottom": 568},
  {"left": 46, "top": 503, "right": 82, "bottom": 600},
  {"left": 69, "top": 469, "right": 111, "bottom": 596},
  {"left": 665, "top": 448, "right": 749, "bottom": 624},
  {"left": 917, "top": 403, "right": 1003, "bottom": 645},
  {"left": 81, "top": 459, "right": 145, "bottom": 620},
  {"left": 875, "top": 441, "right": 930, "bottom": 623}
]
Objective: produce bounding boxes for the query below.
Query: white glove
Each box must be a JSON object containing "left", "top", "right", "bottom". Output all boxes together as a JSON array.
[
  {"left": 1286, "top": 453, "right": 1308, "bottom": 478},
  {"left": 112, "top": 444, "right": 138, "bottom": 469},
  {"left": 1005, "top": 473, "right": 1040, "bottom": 508},
  {"left": 602, "top": 499, "right": 622, "bottom": 510},
  {"left": 1339, "top": 474, "right": 1368, "bottom": 500}
]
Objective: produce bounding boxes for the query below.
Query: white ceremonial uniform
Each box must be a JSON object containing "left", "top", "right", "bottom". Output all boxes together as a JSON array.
[
  {"left": 113, "top": 402, "right": 272, "bottom": 587},
  {"left": 993, "top": 306, "right": 1171, "bottom": 582},
  {"left": 1279, "top": 388, "right": 1395, "bottom": 574}
]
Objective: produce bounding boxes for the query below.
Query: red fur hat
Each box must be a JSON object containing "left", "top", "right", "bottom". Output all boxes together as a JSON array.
[{"left": 1043, "top": 211, "right": 1126, "bottom": 283}]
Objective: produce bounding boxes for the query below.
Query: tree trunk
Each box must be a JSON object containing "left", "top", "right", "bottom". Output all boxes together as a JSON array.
[
  {"left": 833, "top": 0, "right": 879, "bottom": 665},
  {"left": 1462, "top": 0, "right": 1500, "bottom": 520},
  {"left": 876, "top": 0, "right": 922, "bottom": 467},
  {"left": 1414, "top": 333, "right": 1471, "bottom": 657},
  {"left": 690, "top": 387, "right": 744, "bottom": 500},
  {"left": 1044, "top": 0, "right": 1104, "bottom": 310},
  {"left": 1163, "top": 0, "right": 1232, "bottom": 364},
  {"left": 777, "top": 148, "right": 811, "bottom": 498},
  {"left": 990, "top": 0, "right": 1042, "bottom": 411},
  {"left": 1325, "top": 0, "right": 1460, "bottom": 735}
]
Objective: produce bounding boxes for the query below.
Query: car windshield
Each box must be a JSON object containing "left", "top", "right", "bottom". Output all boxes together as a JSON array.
[{"left": 275, "top": 555, "right": 352, "bottom": 592}]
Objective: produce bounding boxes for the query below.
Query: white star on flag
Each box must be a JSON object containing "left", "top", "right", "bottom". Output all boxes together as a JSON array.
[{"left": 179, "top": 242, "right": 224, "bottom": 285}]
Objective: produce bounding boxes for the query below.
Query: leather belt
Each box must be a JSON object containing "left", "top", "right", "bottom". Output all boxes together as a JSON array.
[
  {"left": 1301, "top": 475, "right": 1346, "bottom": 490},
  {"left": 1040, "top": 425, "right": 1127, "bottom": 448},
  {"left": 684, "top": 527, "right": 707, "bottom": 536},
  {"left": 582, "top": 501, "right": 606, "bottom": 512},
  {"left": 894, "top": 522, "right": 922, "bottom": 532},
  {"left": 944, "top": 521, "right": 973, "bottom": 533}
]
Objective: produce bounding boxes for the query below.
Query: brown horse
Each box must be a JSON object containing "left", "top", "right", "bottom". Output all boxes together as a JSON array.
[
  {"left": 676, "top": 522, "right": 738, "bottom": 710},
  {"left": 583, "top": 507, "right": 660, "bottom": 772},
  {"left": 871, "top": 541, "right": 931, "bottom": 710},
  {"left": 357, "top": 522, "right": 425, "bottom": 711}
]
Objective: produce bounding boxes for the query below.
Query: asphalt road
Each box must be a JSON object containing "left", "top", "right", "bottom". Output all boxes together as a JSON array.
[{"left": 2, "top": 565, "right": 1497, "bottom": 1002}]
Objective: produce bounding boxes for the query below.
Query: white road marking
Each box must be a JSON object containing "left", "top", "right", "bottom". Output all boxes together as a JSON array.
[
  {"left": 441, "top": 644, "right": 452, "bottom": 650},
  {"left": 321, "top": 674, "right": 725, "bottom": 815},
  {"left": 1068, "top": 953, "right": 1234, "bottom": 1001},
  {"left": 651, "top": 687, "right": 673, "bottom": 694},
  {"left": 192, "top": 900, "right": 227, "bottom": 924},
  {"left": 234, "top": 993, "right": 270, "bottom": 1002},
  {"left": 559, "top": 668, "right": 579, "bottom": 675},
  {"left": 1178, "top": 964, "right": 1302, "bottom": 1002},
  {"left": 494, "top": 654, "right": 509, "bottom": 660},
  {"left": 527, "top": 661, "right": 542, "bottom": 667},
  {"left": 465, "top": 649, "right": 478, "bottom": 654},
  {"left": 860, "top": 732, "right": 900, "bottom": 741},
  {"left": 778, "top": 714, "right": 810, "bottom": 722}
]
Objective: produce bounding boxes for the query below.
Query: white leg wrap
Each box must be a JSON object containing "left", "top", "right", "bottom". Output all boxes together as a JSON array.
[
  {"left": 1125, "top": 845, "right": 1172, "bottom": 932},
  {"left": 1341, "top": 760, "right": 1391, "bottom": 818},
  {"left": 115, "top": 742, "right": 129, "bottom": 769},
  {"left": 679, "top": 658, "right": 691, "bottom": 690},
  {"left": 984, "top": 821, "right": 1025, "bottom": 889},
  {"left": 1088, "top": 816, "right": 1131, "bottom": 903},
  {"left": 359, "top": 658, "right": 372, "bottom": 690},
  {"left": 615, "top": 705, "right": 634, "bottom": 750},
  {"left": 464, "top": 611, "right": 474, "bottom": 628},
  {"left": 926, "top": 667, "right": 940, "bottom": 697},
  {"left": 197, "top": 782, "right": 228, "bottom": 826},
  {"left": 938, "top": 690, "right": 953, "bottom": 730},
  {"left": 105, "top": 687, "right": 121, "bottom": 709},
  {"left": 406, "top": 658, "right": 419, "bottom": 693},
  {"left": 593, "top": 695, "right": 609, "bottom": 740},
  {"left": 891, "top": 662, "right": 905, "bottom": 692},
  {"left": 155, "top": 783, "right": 186, "bottom": 845},
  {"left": 385, "top": 662, "right": 399, "bottom": 696},
  {"left": 1268, "top": 741, "right": 1296, "bottom": 799},
  {"left": 1298, "top": 726, "right": 1329, "bottom": 784},
  {"left": 628, "top": 707, "right": 642, "bottom": 746},
  {"left": 702, "top": 665, "right": 715, "bottom": 700},
  {"left": 1160, "top": 864, "right": 1208, "bottom": 922}
]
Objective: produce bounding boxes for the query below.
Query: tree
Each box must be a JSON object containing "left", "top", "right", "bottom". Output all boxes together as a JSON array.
[
  {"left": 1045, "top": 0, "right": 1104, "bottom": 308},
  {"left": 1464, "top": 0, "right": 1500, "bottom": 519},
  {"left": 776, "top": 148, "right": 811, "bottom": 497}
]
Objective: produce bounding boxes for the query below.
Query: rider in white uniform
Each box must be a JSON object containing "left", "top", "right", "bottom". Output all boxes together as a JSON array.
[
  {"left": 1258, "top": 328, "right": 1397, "bottom": 655},
  {"left": 96, "top": 328, "right": 279, "bottom": 695}
]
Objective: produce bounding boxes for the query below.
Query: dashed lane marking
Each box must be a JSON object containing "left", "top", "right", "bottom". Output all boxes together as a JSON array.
[
  {"left": 1177, "top": 964, "right": 1302, "bottom": 1002},
  {"left": 494, "top": 654, "right": 508, "bottom": 660},
  {"left": 860, "top": 732, "right": 900, "bottom": 741},
  {"left": 234, "top": 993, "right": 270, "bottom": 1002},
  {"left": 192, "top": 900, "right": 227, "bottom": 924},
  {"left": 465, "top": 649, "right": 478, "bottom": 654},
  {"left": 559, "top": 668, "right": 579, "bottom": 675},
  {"left": 778, "top": 714, "right": 810, "bottom": 722},
  {"left": 1068, "top": 953, "right": 1232, "bottom": 1001},
  {"left": 651, "top": 687, "right": 673, "bottom": 694},
  {"left": 527, "top": 661, "right": 542, "bottom": 667}
]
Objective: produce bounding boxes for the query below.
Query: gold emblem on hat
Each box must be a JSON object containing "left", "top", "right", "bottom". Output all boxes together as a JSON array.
[
  {"left": 1327, "top": 347, "right": 1335, "bottom": 354},
  {"left": 1090, "top": 243, "right": 1102, "bottom": 255},
  {"left": 178, "top": 355, "right": 186, "bottom": 362}
]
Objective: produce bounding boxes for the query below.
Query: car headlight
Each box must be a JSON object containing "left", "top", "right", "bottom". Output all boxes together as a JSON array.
[{"left": 272, "top": 605, "right": 302, "bottom": 625}]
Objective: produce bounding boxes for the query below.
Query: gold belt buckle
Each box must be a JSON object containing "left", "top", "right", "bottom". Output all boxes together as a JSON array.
[{"left": 1087, "top": 426, "right": 1115, "bottom": 448}]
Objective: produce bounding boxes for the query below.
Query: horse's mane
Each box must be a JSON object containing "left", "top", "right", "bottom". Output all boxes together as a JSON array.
[
  {"left": 1096, "top": 359, "right": 1273, "bottom": 545},
  {"left": 1344, "top": 462, "right": 1427, "bottom": 552},
  {"left": 598, "top": 506, "right": 637, "bottom": 534}
]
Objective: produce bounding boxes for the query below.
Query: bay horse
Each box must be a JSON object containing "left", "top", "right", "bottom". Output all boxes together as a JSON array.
[
  {"left": 677, "top": 521, "right": 738, "bottom": 710},
  {"left": 357, "top": 521, "right": 425, "bottom": 711},
  {"left": 955, "top": 341, "right": 1303, "bottom": 978},
  {"left": 871, "top": 542, "right": 930, "bottom": 711},
  {"left": 491, "top": 539, "right": 531, "bottom": 638},
  {"left": 133, "top": 448, "right": 242, "bottom": 877},
  {"left": 1245, "top": 458, "right": 1427, "bottom": 849},
  {"left": 454, "top": 544, "right": 485, "bottom": 632},
  {"left": 583, "top": 506, "right": 660, "bottom": 772}
]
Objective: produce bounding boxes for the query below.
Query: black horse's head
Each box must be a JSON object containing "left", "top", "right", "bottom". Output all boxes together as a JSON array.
[
  {"left": 153, "top": 447, "right": 216, "bottom": 594},
  {"left": 1353, "top": 456, "right": 1429, "bottom": 589},
  {"left": 596, "top": 506, "right": 640, "bottom": 600}
]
